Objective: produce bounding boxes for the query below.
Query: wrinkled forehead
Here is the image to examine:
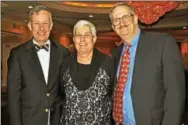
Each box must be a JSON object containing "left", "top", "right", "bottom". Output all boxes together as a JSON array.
[{"left": 111, "top": 6, "right": 132, "bottom": 19}]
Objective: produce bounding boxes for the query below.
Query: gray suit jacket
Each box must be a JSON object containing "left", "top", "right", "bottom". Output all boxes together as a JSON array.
[
  {"left": 7, "top": 39, "right": 69, "bottom": 125},
  {"left": 112, "top": 31, "right": 185, "bottom": 125}
]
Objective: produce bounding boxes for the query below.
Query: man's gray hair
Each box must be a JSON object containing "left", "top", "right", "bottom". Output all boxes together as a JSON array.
[
  {"left": 29, "top": 5, "right": 52, "bottom": 22},
  {"left": 73, "top": 20, "right": 96, "bottom": 36},
  {"left": 109, "top": 2, "right": 135, "bottom": 20}
]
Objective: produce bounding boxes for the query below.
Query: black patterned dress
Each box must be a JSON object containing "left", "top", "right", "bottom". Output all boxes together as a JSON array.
[{"left": 60, "top": 49, "right": 114, "bottom": 125}]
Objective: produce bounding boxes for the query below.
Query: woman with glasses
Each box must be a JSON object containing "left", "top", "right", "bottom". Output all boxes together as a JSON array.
[{"left": 59, "top": 20, "right": 115, "bottom": 125}]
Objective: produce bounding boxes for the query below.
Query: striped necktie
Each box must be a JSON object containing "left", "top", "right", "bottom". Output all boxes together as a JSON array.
[{"left": 34, "top": 43, "right": 49, "bottom": 52}]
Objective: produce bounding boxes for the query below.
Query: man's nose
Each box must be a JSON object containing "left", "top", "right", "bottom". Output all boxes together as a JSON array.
[
  {"left": 119, "top": 18, "right": 124, "bottom": 26},
  {"left": 39, "top": 24, "right": 44, "bottom": 31}
]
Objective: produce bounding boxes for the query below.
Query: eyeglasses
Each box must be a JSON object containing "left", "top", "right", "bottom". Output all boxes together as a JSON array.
[
  {"left": 112, "top": 14, "right": 133, "bottom": 26},
  {"left": 74, "top": 34, "right": 93, "bottom": 39}
]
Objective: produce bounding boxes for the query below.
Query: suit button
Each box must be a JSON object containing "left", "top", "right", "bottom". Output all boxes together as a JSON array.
[
  {"left": 46, "top": 93, "right": 50, "bottom": 97},
  {"left": 45, "top": 109, "right": 49, "bottom": 112}
]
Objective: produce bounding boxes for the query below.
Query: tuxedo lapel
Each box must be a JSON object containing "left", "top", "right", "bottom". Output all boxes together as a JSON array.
[
  {"left": 47, "top": 41, "right": 60, "bottom": 89},
  {"left": 25, "top": 40, "right": 46, "bottom": 86}
]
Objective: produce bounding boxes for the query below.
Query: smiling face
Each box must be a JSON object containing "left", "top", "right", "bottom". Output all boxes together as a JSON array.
[
  {"left": 73, "top": 25, "right": 96, "bottom": 55},
  {"left": 111, "top": 5, "right": 138, "bottom": 42},
  {"left": 28, "top": 10, "right": 53, "bottom": 44}
]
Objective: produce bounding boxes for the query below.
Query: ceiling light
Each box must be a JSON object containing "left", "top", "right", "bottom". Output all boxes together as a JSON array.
[
  {"left": 28, "top": 5, "right": 33, "bottom": 9},
  {"left": 89, "top": 15, "right": 94, "bottom": 18}
]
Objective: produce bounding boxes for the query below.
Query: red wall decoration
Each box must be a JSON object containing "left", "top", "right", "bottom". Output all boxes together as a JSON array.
[{"left": 127, "top": 1, "right": 179, "bottom": 24}]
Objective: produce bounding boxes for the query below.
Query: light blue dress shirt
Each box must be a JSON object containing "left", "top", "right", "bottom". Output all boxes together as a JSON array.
[{"left": 116, "top": 29, "right": 140, "bottom": 125}]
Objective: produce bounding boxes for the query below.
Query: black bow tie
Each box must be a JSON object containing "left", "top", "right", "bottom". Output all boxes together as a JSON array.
[{"left": 34, "top": 44, "right": 49, "bottom": 52}]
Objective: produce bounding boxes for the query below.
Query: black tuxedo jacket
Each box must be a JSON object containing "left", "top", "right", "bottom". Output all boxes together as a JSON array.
[
  {"left": 7, "top": 39, "right": 69, "bottom": 125},
  {"left": 112, "top": 31, "right": 185, "bottom": 125}
]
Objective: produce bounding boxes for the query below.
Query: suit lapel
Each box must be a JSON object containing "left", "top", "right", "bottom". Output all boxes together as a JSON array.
[
  {"left": 47, "top": 41, "right": 60, "bottom": 89},
  {"left": 115, "top": 44, "right": 124, "bottom": 71},
  {"left": 131, "top": 32, "right": 148, "bottom": 94},
  {"left": 25, "top": 40, "right": 46, "bottom": 86},
  {"left": 113, "top": 32, "right": 148, "bottom": 94},
  {"left": 112, "top": 44, "right": 124, "bottom": 91}
]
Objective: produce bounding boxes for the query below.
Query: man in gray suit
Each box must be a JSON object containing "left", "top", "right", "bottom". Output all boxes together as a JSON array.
[
  {"left": 7, "top": 5, "right": 69, "bottom": 125},
  {"left": 110, "top": 3, "right": 185, "bottom": 125}
]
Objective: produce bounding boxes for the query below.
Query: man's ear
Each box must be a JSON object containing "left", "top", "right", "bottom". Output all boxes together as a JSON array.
[
  {"left": 28, "top": 22, "right": 32, "bottom": 31},
  {"left": 111, "top": 24, "right": 115, "bottom": 31},
  {"left": 133, "top": 15, "right": 138, "bottom": 25},
  {"left": 50, "top": 22, "right": 53, "bottom": 31}
]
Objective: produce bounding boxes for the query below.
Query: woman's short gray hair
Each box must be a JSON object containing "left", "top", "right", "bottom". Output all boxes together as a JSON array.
[{"left": 73, "top": 20, "right": 96, "bottom": 36}]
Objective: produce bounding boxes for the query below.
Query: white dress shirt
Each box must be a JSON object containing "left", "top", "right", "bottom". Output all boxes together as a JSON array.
[
  {"left": 33, "top": 39, "right": 50, "bottom": 84},
  {"left": 33, "top": 39, "right": 51, "bottom": 125}
]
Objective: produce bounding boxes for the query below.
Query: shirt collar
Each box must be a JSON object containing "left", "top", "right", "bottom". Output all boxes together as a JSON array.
[
  {"left": 131, "top": 28, "right": 140, "bottom": 47},
  {"left": 122, "top": 28, "right": 141, "bottom": 51}
]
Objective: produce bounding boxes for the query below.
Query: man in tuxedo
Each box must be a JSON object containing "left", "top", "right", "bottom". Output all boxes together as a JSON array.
[
  {"left": 110, "top": 3, "right": 185, "bottom": 125},
  {"left": 7, "top": 5, "right": 69, "bottom": 125}
]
